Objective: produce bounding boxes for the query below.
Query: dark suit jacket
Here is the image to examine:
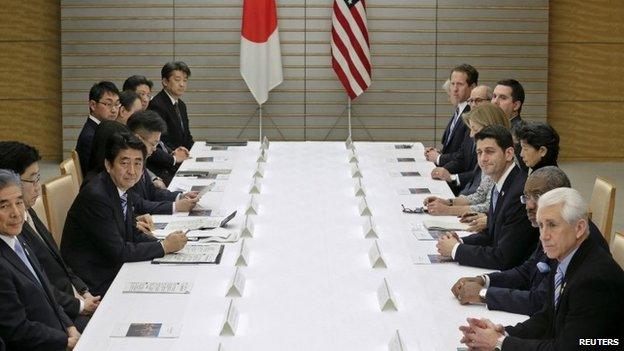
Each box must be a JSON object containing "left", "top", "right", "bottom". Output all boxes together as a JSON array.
[
  {"left": 85, "top": 120, "right": 128, "bottom": 184},
  {"left": 455, "top": 165, "right": 539, "bottom": 270},
  {"left": 510, "top": 114, "right": 529, "bottom": 173},
  {"left": 485, "top": 221, "right": 609, "bottom": 316},
  {"left": 148, "top": 90, "right": 194, "bottom": 150},
  {"left": 0, "top": 237, "right": 71, "bottom": 351},
  {"left": 439, "top": 104, "right": 470, "bottom": 165},
  {"left": 146, "top": 146, "right": 177, "bottom": 186},
  {"left": 128, "top": 169, "right": 180, "bottom": 215},
  {"left": 459, "top": 163, "right": 481, "bottom": 196},
  {"left": 442, "top": 136, "right": 477, "bottom": 195},
  {"left": 75, "top": 117, "right": 99, "bottom": 176},
  {"left": 21, "top": 209, "right": 89, "bottom": 320},
  {"left": 61, "top": 172, "right": 165, "bottom": 296},
  {"left": 503, "top": 238, "right": 624, "bottom": 350}
]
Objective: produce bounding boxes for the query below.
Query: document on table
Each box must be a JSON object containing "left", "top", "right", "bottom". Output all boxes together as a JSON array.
[
  {"left": 122, "top": 281, "right": 193, "bottom": 294},
  {"left": 412, "top": 254, "right": 455, "bottom": 265},
  {"left": 152, "top": 243, "right": 224, "bottom": 264},
  {"left": 423, "top": 219, "right": 470, "bottom": 231},
  {"left": 111, "top": 323, "right": 181, "bottom": 338},
  {"left": 194, "top": 156, "right": 229, "bottom": 162},
  {"left": 389, "top": 171, "right": 421, "bottom": 177},
  {"left": 397, "top": 187, "right": 431, "bottom": 195},
  {"left": 165, "top": 211, "right": 236, "bottom": 231},
  {"left": 410, "top": 222, "right": 446, "bottom": 241},
  {"left": 176, "top": 170, "right": 230, "bottom": 180}
]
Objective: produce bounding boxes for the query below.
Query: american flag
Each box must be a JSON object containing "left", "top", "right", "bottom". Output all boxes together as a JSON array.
[{"left": 331, "top": 0, "right": 372, "bottom": 100}]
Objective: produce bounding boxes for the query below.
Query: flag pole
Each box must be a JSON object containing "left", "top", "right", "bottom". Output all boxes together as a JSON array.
[
  {"left": 347, "top": 97, "right": 352, "bottom": 139},
  {"left": 259, "top": 104, "right": 263, "bottom": 141}
]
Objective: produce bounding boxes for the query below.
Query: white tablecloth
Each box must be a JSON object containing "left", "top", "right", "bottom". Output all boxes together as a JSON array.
[{"left": 75, "top": 141, "right": 527, "bottom": 351}]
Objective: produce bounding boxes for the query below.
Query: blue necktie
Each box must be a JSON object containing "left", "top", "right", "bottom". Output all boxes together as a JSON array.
[
  {"left": 491, "top": 186, "right": 500, "bottom": 211},
  {"left": 554, "top": 265, "right": 564, "bottom": 307},
  {"left": 120, "top": 192, "right": 128, "bottom": 218},
  {"left": 14, "top": 239, "right": 41, "bottom": 286},
  {"left": 445, "top": 107, "right": 460, "bottom": 145}
]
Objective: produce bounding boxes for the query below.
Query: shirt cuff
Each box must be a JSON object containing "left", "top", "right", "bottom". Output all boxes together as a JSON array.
[
  {"left": 172, "top": 202, "right": 177, "bottom": 214},
  {"left": 78, "top": 299, "right": 84, "bottom": 313},
  {"left": 451, "top": 174, "right": 460, "bottom": 186},
  {"left": 435, "top": 155, "right": 441, "bottom": 165},
  {"left": 482, "top": 274, "right": 491, "bottom": 288},
  {"left": 451, "top": 242, "right": 461, "bottom": 259}
]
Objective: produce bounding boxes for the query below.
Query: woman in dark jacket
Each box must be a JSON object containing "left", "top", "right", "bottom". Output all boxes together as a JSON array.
[{"left": 515, "top": 121, "right": 560, "bottom": 173}]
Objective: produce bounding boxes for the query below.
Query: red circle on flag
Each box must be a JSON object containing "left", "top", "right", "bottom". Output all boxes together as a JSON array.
[{"left": 241, "top": 0, "right": 278, "bottom": 43}]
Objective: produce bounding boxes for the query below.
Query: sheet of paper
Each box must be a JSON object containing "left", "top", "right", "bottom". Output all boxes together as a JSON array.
[
  {"left": 152, "top": 243, "right": 224, "bottom": 264},
  {"left": 122, "top": 281, "right": 193, "bottom": 294},
  {"left": 389, "top": 171, "right": 422, "bottom": 177},
  {"left": 111, "top": 323, "right": 181, "bottom": 338},
  {"left": 423, "top": 219, "right": 469, "bottom": 231},
  {"left": 411, "top": 254, "right": 455, "bottom": 265}
]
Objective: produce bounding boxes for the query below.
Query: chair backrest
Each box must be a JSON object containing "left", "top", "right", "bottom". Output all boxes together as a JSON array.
[
  {"left": 42, "top": 174, "right": 77, "bottom": 247},
  {"left": 31, "top": 196, "right": 49, "bottom": 231},
  {"left": 589, "top": 177, "right": 617, "bottom": 245},
  {"left": 611, "top": 231, "right": 624, "bottom": 270},
  {"left": 60, "top": 155, "right": 81, "bottom": 195},
  {"left": 70, "top": 150, "right": 83, "bottom": 185}
]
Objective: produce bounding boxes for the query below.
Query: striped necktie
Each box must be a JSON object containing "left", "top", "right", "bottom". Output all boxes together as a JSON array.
[
  {"left": 554, "top": 265, "right": 564, "bottom": 307},
  {"left": 491, "top": 186, "right": 500, "bottom": 211},
  {"left": 120, "top": 192, "right": 128, "bottom": 218}
]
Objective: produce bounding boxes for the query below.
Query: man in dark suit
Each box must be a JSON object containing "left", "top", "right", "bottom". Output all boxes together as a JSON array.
[
  {"left": 451, "top": 166, "right": 609, "bottom": 316},
  {"left": 75, "top": 81, "right": 120, "bottom": 175},
  {"left": 0, "top": 169, "right": 80, "bottom": 350},
  {"left": 125, "top": 74, "right": 190, "bottom": 186},
  {"left": 61, "top": 132, "right": 188, "bottom": 296},
  {"left": 127, "top": 110, "right": 199, "bottom": 215},
  {"left": 459, "top": 188, "right": 624, "bottom": 350},
  {"left": 0, "top": 142, "right": 100, "bottom": 331},
  {"left": 425, "top": 64, "right": 477, "bottom": 167},
  {"left": 148, "top": 61, "right": 194, "bottom": 151},
  {"left": 437, "top": 125, "right": 539, "bottom": 270},
  {"left": 492, "top": 78, "right": 527, "bottom": 172}
]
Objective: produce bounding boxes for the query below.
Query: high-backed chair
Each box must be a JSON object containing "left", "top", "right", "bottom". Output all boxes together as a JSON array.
[
  {"left": 589, "top": 177, "right": 616, "bottom": 245},
  {"left": 59, "top": 151, "right": 82, "bottom": 195},
  {"left": 611, "top": 231, "right": 624, "bottom": 270},
  {"left": 31, "top": 196, "right": 49, "bottom": 230},
  {"left": 41, "top": 174, "right": 77, "bottom": 246}
]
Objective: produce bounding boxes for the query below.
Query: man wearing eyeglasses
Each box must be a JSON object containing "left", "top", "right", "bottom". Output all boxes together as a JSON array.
[
  {"left": 0, "top": 142, "right": 101, "bottom": 332},
  {"left": 76, "top": 81, "right": 121, "bottom": 176},
  {"left": 450, "top": 166, "right": 609, "bottom": 316}
]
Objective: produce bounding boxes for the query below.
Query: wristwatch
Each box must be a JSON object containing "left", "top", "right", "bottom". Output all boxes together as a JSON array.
[
  {"left": 478, "top": 287, "right": 487, "bottom": 303},
  {"left": 447, "top": 198, "right": 454, "bottom": 205},
  {"left": 494, "top": 334, "right": 505, "bottom": 350}
]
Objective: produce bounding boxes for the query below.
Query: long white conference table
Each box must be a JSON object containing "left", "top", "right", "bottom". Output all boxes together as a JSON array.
[{"left": 75, "top": 141, "right": 528, "bottom": 351}]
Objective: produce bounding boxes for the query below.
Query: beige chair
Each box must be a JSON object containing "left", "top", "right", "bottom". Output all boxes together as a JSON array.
[
  {"left": 31, "top": 196, "right": 49, "bottom": 231},
  {"left": 589, "top": 177, "right": 616, "bottom": 245},
  {"left": 42, "top": 174, "right": 77, "bottom": 246},
  {"left": 611, "top": 231, "right": 624, "bottom": 270},
  {"left": 59, "top": 150, "right": 82, "bottom": 195}
]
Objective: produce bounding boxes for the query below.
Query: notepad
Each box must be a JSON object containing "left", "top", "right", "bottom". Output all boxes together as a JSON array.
[
  {"left": 111, "top": 323, "right": 181, "bottom": 338},
  {"left": 152, "top": 243, "right": 224, "bottom": 264},
  {"left": 423, "top": 219, "right": 470, "bottom": 231},
  {"left": 122, "top": 281, "right": 193, "bottom": 294}
]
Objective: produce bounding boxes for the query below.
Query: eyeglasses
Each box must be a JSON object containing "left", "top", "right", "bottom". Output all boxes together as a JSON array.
[
  {"left": 21, "top": 173, "right": 41, "bottom": 185},
  {"left": 467, "top": 97, "right": 488, "bottom": 104},
  {"left": 520, "top": 193, "right": 541, "bottom": 204},
  {"left": 138, "top": 92, "right": 152, "bottom": 99},
  {"left": 97, "top": 101, "right": 121, "bottom": 110}
]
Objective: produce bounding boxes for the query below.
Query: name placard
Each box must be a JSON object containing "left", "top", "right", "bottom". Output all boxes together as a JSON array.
[
  {"left": 345, "top": 136, "right": 354, "bottom": 150},
  {"left": 249, "top": 179, "right": 261, "bottom": 194},
  {"left": 235, "top": 239, "right": 250, "bottom": 267},
  {"left": 257, "top": 149, "right": 267, "bottom": 162},
  {"left": 348, "top": 150, "right": 359, "bottom": 163},
  {"left": 368, "top": 240, "right": 387, "bottom": 268},
  {"left": 253, "top": 163, "right": 265, "bottom": 178},
  {"left": 261, "top": 136, "right": 270, "bottom": 150},
  {"left": 245, "top": 196, "right": 259, "bottom": 215},
  {"left": 219, "top": 299, "right": 239, "bottom": 336},
  {"left": 359, "top": 198, "right": 372, "bottom": 216},
  {"left": 351, "top": 164, "right": 363, "bottom": 178},
  {"left": 377, "top": 278, "right": 398, "bottom": 311},
  {"left": 354, "top": 178, "right": 366, "bottom": 197},
  {"left": 241, "top": 216, "right": 255, "bottom": 238},
  {"left": 226, "top": 267, "right": 246, "bottom": 297},
  {"left": 363, "top": 218, "right": 378, "bottom": 239},
  {"left": 389, "top": 330, "right": 407, "bottom": 351}
]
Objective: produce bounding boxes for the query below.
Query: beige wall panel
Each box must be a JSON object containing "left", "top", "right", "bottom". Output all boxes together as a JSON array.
[
  {"left": 549, "top": 103, "right": 623, "bottom": 160},
  {"left": 0, "top": 42, "right": 60, "bottom": 99},
  {"left": 0, "top": 0, "right": 59, "bottom": 41},
  {"left": 550, "top": 0, "right": 624, "bottom": 43}
]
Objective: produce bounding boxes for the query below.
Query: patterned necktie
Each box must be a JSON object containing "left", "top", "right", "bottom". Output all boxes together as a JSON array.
[
  {"left": 445, "top": 107, "right": 460, "bottom": 144},
  {"left": 14, "top": 239, "right": 41, "bottom": 286},
  {"left": 491, "top": 186, "right": 500, "bottom": 211},
  {"left": 554, "top": 265, "right": 564, "bottom": 307},
  {"left": 173, "top": 102, "right": 185, "bottom": 133},
  {"left": 120, "top": 192, "right": 128, "bottom": 218}
]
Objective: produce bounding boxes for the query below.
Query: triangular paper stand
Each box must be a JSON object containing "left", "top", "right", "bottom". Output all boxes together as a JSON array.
[
  {"left": 345, "top": 136, "right": 354, "bottom": 150},
  {"left": 241, "top": 216, "right": 255, "bottom": 238},
  {"left": 359, "top": 198, "right": 372, "bottom": 216},
  {"left": 354, "top": 178, "right": 366, "bottom": 197},
  {"left": 249, "top": 180, "right": 261, "bottom": 194},
  {"left": 351, "top": 164, "right": 363, "bottom": 178},
  {"left": 377, "top": 278, "right": 398, "bottom": 311},
  {"left": 348, "top": 150, "right": 359, "bottom": 163},
  {"left": 219, "top": 299, "right": 239, "bottom": 336},
  {"left": 261, "top": 136, "right": 270, "bottom": 150},
  {"left": 245, "top": 196, "right": 258, "bottom": 215},
  {"left": 235, "top": 239, "right": 249, "bottom": 267},
  {"left": 225, "top": 267, "right": 246, "bottom": 297},
  {"left": 369, "top": 240, "right": 387, "bottom": 268},
  {"left": 363, "top": 218, "right": 378, "bottom": 238},
  {"left": 388, "top": 330, "right": 407, "bottom": 351},
  {"left": 257, "top": 149, "right": 267, "bottom": 162},
  {"left": 253, "top": 163, "right": 264, "bottom": 178}
]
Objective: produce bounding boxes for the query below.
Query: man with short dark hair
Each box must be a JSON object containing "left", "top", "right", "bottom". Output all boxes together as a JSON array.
[
  {"left": 116, "top": 90, "right": 142, "bottom": 125},
  {"left": 0, "top": 169, "right": 81, "bottom": 350},
  {"left": 0, "top": 142, "right": 100, "bottom": 331},
  {"left": 126, "top": 110, "right": 199, "bottom": 215},
  {"left": 76, "top": 81, "right": 120, "bottom": 175},
  {"left": 61, "top": 132, "right": 188, "bottom": 296},
  {"left": 437, "top": 125, "right": 538, "bottom": 269},
  {"left": 148, "top": 61, "right": 194, "bottom": 150},
  {"left": 492, "top": 78, "right": 527, "bottom": 172},
  {"left": 451, "top": 166, "right": 609, "bottom": 316},
  {"left": 425, "top": 64, "right": 478, "bottom": 168},
  {"left": 459, "top": 188, "right": 624, "bottom": 350},
  {"left": 122, "top": 75, "right": 153, "bottom": 111}
]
